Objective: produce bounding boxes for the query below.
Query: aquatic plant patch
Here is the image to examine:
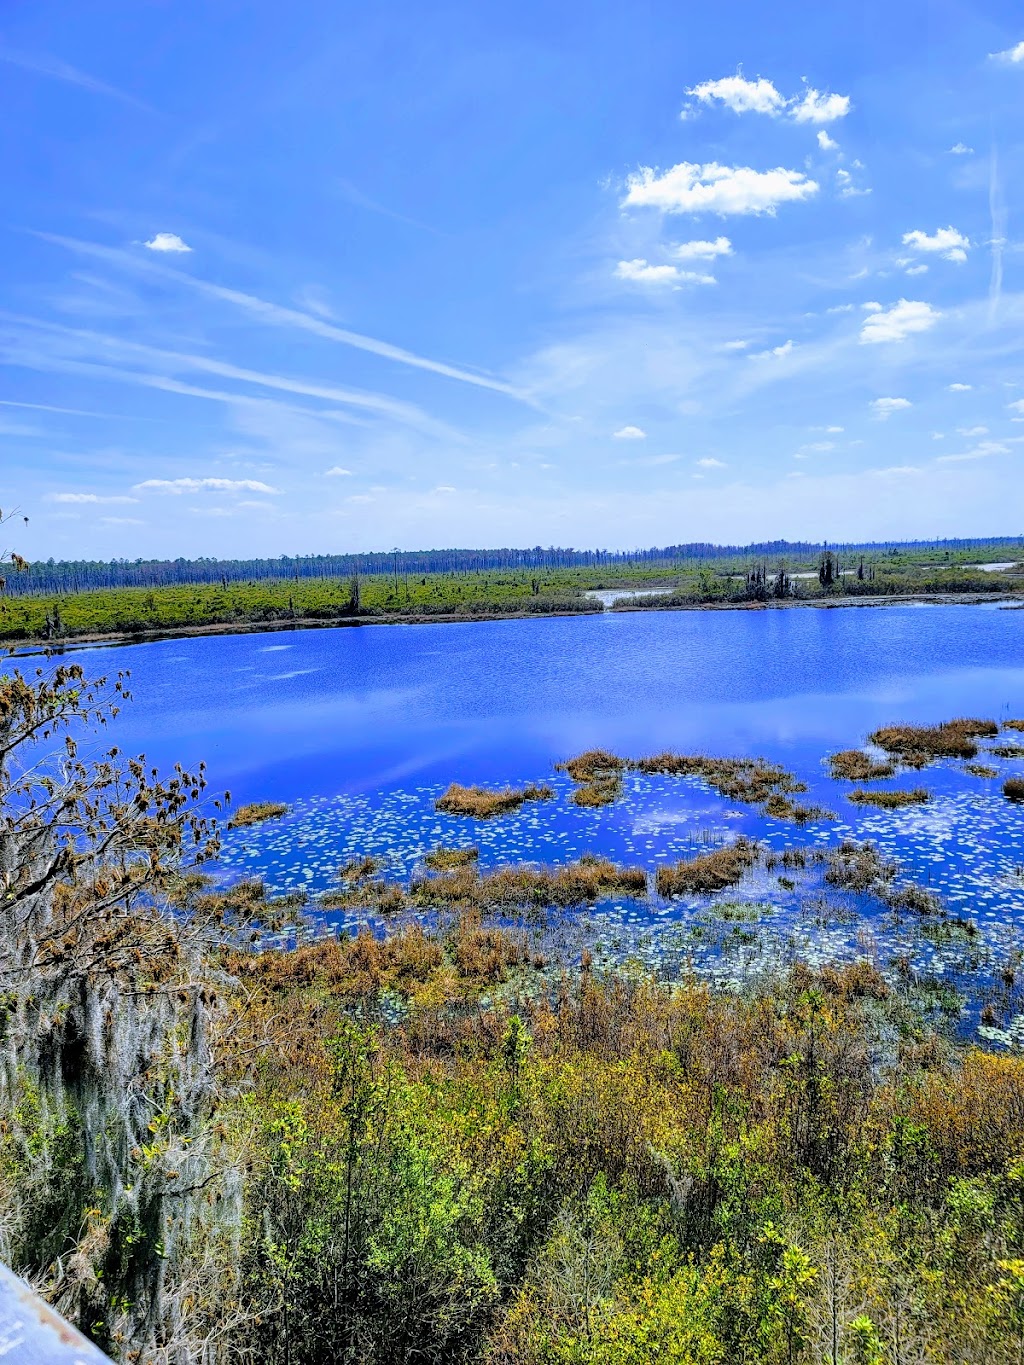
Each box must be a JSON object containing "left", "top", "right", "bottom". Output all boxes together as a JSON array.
[
  {"left": 435, "top": 782, "right": 554, "bottom": 818},
  {"left": 847, "top": 787, "right": 930, "bottom": 809},
  {"left": 869, "top": 718, "right": 998, "bottom": 766},
  {"left": 829, "top": 749, "right": 897, "bottom": 781},
  {"left": 228, "top": 800, "right": 289, "bottom": 829}
]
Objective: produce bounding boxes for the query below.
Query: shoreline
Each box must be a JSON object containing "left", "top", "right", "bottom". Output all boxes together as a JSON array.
[{"left": 3, "top": 589, "right": 1021, "bottom": 656}]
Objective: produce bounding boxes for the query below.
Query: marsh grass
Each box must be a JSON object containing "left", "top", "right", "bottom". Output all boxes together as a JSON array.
[
  {"left": 411, "top": 853, "right": 648, "bottom": 912},
  {"left": 869, "top": 718, "right": 998, "bottom": 766},
  {"left": 435, "top": 782, "right": 554, "bottom": 818},
  {"left": 423, "top": 845, "right": 480, "bottom": 871},
  {"left": 655, "top": 837, "right": 758, "bottom": 897},
  {"left": 829, "top": 749, "right": 896, "bottom": 781},
  {"left": 1004, "top": 719, "right": 1024, "bottom": 732},
  {"left": 555, "top": 750, "right": 626, "bottom": 807},
  {"left": 966, "top": 763, "right": 999, "bottom": 778},
  {"left": 848, "top": 787, "right": 930, "bottom": 809},
  {"left": 762, "top": 793, "right": 835, "bottom": 822},
  {"left": 988, "top": 745, "right": 1024, "bottom": 759},
  {"left": 227, "top": 800, "right": 289, "bottom": 829},
  {"left": 1004, "top": 778, "right": 1024, "bottom": 802},
  {"left": 826, "top": 839, "right": 942, "bottom": 914},
  {"left": 558, "top": 747, "right": 821, "bottom": 821}
]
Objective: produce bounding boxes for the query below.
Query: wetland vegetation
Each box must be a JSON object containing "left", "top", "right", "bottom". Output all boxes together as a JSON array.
[
  {"left": 8, "top": 632, "right": 1024, "bottom": 1362},
  {"left": 3, "top": 535, "right": 1024, "bottom": 646}
]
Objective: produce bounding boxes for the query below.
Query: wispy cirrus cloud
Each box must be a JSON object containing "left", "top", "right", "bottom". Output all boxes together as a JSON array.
[
  {"left": 34, "top": 232, "right": 527, "bottom": 401},
  {"left": 0, "top": 42, "right": 152, "bottom": 110},
  {"left": 46, "top": 492, "right": 139, "bottom": 504}
]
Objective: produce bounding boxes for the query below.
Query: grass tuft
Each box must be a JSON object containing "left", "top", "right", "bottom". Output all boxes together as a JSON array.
[
  {"left": 847, "top": 787, "right": 930, "bottom": 809},
  {"left": 227, "top": 800, "right": 288, "bottom": 829},
  {"left": 435, "top": 782, "right": 554, "bottom": 818},
  {"left": 829, "top": 749, "right": 896, "bottom": 781}
]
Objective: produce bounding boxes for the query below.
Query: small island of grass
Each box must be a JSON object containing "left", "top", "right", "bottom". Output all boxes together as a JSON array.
[
  {"left": 868, "top": 717, "right": 998, "bottom": 765},
  {"left": 829, "top": 749, "right": 896, "bottom": 781},
  {"left": 435, "top": 782, "right": 554, "bottom": 818},
  {"left": 227, "top": 799, "right": 289, "bottom": 829},
  {"left": 848, "top": 787, "right": 930, "bottom": 809}
]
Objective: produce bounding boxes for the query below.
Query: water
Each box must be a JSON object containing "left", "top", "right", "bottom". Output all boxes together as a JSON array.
[{"left": 16, "top": 603, "right": 1024, "bottom": 1029}]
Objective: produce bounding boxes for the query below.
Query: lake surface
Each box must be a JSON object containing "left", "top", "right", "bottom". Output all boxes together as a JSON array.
[{"left": 19, "top": 603, "right": 1024, "bottom": 1034}]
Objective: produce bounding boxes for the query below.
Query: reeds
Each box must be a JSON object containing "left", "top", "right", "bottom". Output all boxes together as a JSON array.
[
  {"left": 227, "top": 800, "right": 289, "bottom": 829},
  {"left": 1004, "top": 778, "right": 1024, "bottom": 802},
  {"left": 847, "top": 787, "right": 930, "bottom": 808},
  {"left": 1004, "top": 719, "right": 1024, "bottom": 732},
  {"left": 988, "top": 745, "right": 1024, "bottom": 759},
  {"left": 435, "top": 782, "right": 554, "bottom": 818},
  {"left": 655, "top": 837, "right": 757, "bottom": 897},
  {"left": 868, "top": 718, "right": 998, "bottom": 765},
  {"left": 966, "top": 764, "right": 998, "bottom": 778},
  {"left": 828, "top": 749, "right": 896, "bottom": 781}
]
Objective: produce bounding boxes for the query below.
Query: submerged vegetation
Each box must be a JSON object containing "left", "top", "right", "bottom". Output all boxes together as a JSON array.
[{"left": 435, "top": 781, "right": 554, "bottom": 818}]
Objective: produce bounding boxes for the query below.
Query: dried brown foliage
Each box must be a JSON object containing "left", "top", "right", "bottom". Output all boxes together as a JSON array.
[
  {"left": 655, "top": 837, "right": 758, "bottom": 897},
  {"left": 435, "top": 781, "right": 554, "bottom": 818},
  {"left": 829, "top": 749, "right": 896, "bottom": 781}
]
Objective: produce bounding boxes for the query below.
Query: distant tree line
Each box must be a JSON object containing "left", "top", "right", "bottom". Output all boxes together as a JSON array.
[{"left": 3, "top": 535, "right": 1022, "bottom": 597}]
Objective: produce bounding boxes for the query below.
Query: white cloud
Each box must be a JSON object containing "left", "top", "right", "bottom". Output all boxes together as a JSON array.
[
  {"left": 803, "top": 441, "right": 836, "bottom": 452},
  {"left": 695, "top": 457, "right": 727, "bottom": 468},
  {"left": 683, "top": 74, "right": 850, "bottom": 125},
  {"left": 826, "top": 303, "right": 855, "bottom": 314},
  {"left": 957, "top": 425, "right": 989, "bottom": 436},
  {"left": 817, "top": 130, "right": 838, "bottom": 150},
  {"left": 143, "top": 232, "right": 192, "bottom": 253},
  {"left": 948, "top": 382, "right": 973, "bottom": 392},
  {"left": 47, "top": 492, "right": 139, "bottom": 504},
  {"left": 901, "top": 226, "right": 970, "bottom": 263},
  {"left": 750, "top": 340, "right": 794, "bottom": 359},
  {"left": 991, "top": 40, "right": 1024, "bottom": 63},
  {"left": 904, "top": 263, "right": 929, "bottom": 276},
  {"left": 614, "top": 258, "right": 715, "bottom": 285},
  {"left": 1009, "top": 400, "right": 1024, "bottom": 416},
  {"left": 937, "top": 441, "right": 1009, "bottom": 463},
  {"left": 133, "top": 477, "right": 280, "bottom": 494},
  {"left": 836, "top": 168, "right": 871, "bottom": 198},
  {"left": 871, "top": 397, "right": 912, "bottom": 419},
  {"left": 324, "top": 465, "right": 352, "bottom": 476},
  {"left": 624, "top": 162, "right": 818, "bottom": 215},
  {"left": 686, "top": 74, "right": 785, "bottom": 116},
  {"left": 720, "top": 339, "right": 750, "bottom": 350},
  {"left": 860, "top": 299, "right": 940, "bottom": 344},
  {"left": 432, "top": 485, "right": 457, "bottom": 494},
  {"left": 949, "top": 142, "right": 974, "bottom": 155},
  {"left": 791, "top": 88, "right": 851, "bottom": 123},
  {"left": 871, "top": 465, "right": 923, "bottom": 476},
  {"left": 613, "top": 425, "right": 647, "bottom": 440},
  {"left": 673, "top": 236, "right": 733, "bottom": 260}
]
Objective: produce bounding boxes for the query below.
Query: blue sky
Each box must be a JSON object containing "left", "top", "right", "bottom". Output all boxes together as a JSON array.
[{"left": 3, "top": 0, "right": 1024, "bottom": 558}]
